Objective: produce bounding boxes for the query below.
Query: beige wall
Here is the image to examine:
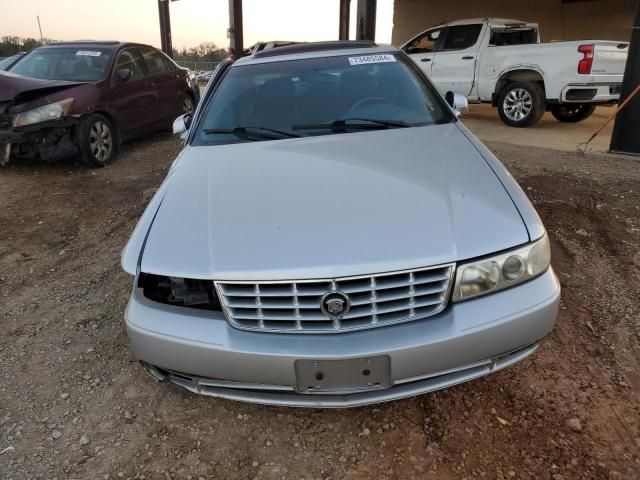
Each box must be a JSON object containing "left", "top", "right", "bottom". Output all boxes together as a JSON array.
[{"left": 391, "top": 0, "right": 636, "bottom": 45}]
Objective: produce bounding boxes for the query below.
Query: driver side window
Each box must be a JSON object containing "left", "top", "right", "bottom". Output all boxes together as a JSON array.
[
  {"left": 407, "top": 29, "right": 442, "bottom": 54},
  {"left": 114, "top": 48, "right": 146, "bottom": 82}
]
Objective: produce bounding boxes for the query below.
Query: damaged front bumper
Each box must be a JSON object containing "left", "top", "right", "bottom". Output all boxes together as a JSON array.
[{"left": 0, "top": 116, "right": 80, "bottom": 165}]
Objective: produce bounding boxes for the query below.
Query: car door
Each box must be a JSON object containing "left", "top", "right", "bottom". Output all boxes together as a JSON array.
[
  {"left": 140, "top": 46, "right": 183, "bottom": 125},
  {"left": 107, "top": 47, "right": 158, "bottom": 137},
  {"left": 430, "top": 23, "right": 484, "bottom": 97},
  {"left": 403, "top": 27, "right": 444, "bottom": 78}
]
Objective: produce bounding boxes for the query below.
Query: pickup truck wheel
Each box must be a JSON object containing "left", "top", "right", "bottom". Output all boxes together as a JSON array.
[
  {"left": 497, "top": 81, "right": 545, "bottom": 127},
  {"left": 550, "top": 104, "right": 596, "bottom": 123},
  {"left": 78, "top": 114, "right": 117, "bottom": 167}
]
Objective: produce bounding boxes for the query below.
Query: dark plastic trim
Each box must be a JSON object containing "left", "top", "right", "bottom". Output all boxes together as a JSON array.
[{"left": 253, "top": 41, "right": 377, "bottom": 58}]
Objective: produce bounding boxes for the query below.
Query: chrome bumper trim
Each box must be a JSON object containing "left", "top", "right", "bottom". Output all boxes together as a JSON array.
[{"left": 142, "top": 341, "right": 541, "bottom": 408}]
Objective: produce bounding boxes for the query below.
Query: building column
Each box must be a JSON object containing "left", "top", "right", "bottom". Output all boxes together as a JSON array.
[
  {"left": 228, "top": 0, "right": 244, "bottom": 59},
  {"left": 158, "top": 0, "right": 173, "bottom": 57},
  {"left": 610, "top": 3, "right": 640, "bottom": 154},
  {"left": 339, "top": 0, "right": 351, "bottom": 40},
  {"left": 356, "top": 0, "right": 376, "bottom": 41}
]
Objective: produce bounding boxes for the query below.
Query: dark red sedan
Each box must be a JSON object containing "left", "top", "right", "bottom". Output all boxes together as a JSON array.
[{"left": 0, "top": 41, "right": 200, "bottom": 166}]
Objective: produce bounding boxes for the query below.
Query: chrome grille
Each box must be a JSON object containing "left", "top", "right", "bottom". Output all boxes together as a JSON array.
[{"left": 215, "top": 264, "right": 454, "bottom": 333}]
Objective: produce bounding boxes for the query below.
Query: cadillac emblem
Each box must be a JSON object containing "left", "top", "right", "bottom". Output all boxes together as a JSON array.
[{"left": 320, "top": 291, "right": 351, "bottom": 320}]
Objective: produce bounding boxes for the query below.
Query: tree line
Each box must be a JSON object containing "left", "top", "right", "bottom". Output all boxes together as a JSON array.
[
  {"left": 0, "top": 36, "right": 51, "bottom": 57},
  {"left": 1, "top": 36, "right": 227, "bottom": 64},
  {"left": 172, "top": 42, "right": 228, "bottom": 64}
]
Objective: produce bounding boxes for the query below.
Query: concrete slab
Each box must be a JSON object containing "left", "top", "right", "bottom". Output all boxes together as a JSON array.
[{"left": 461, "top": 104, "right": 617, "bottom": 155}]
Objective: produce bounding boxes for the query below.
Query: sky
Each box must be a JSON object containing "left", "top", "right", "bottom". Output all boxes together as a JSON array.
[{"left": 0, "top": 0, "right": 394, "bottom": 50}]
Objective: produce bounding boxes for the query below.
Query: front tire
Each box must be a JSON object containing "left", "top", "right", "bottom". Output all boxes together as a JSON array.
[
  {"left": 497, "top": 81, "right": 546, "bottom": 128},
  {"left": 550, "top": 104, "right": 596, "bottom": 123},
  {"left": 78, "top": 113, "right": 116, "bottom": 167}
]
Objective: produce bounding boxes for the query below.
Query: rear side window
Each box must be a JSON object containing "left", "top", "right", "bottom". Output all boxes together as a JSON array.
[
  {"left": 442, "top": 24, "right": 483, "bottom": 51},
  {"left": 142, "top": 48, "right": 169, "bottom": 75},
  {"left": 490, "top": 28, "right": 539, "bottom": 46}
]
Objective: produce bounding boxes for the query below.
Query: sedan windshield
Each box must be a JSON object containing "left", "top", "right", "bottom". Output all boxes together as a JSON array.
[
  {"left": 0, "top": 54, "right": 22, "bottom": 71},
  {"left": 9, "top": 47, "right": 112, "bottom": 82},
  {"left": 194, "top": 52, "right": 452, "bottom": 144}
]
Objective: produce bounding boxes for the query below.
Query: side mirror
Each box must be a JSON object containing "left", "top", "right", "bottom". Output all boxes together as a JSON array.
[
  {"left": 117, "top": 68, "right": 132, "bottom": 82},
  {"left": 445, "top": 91, "right": 469, "bottom": 116},
  {"left": 172, "top": 113, "right": 192, "bottom": 140}
]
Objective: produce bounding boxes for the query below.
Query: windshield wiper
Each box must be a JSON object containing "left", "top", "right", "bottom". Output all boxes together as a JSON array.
[
  {"left": 292, "top": 118, "right": 410, "bottom": 132},
  {"left": 202, "top": 126, "right": 304, "bottom": 141}
]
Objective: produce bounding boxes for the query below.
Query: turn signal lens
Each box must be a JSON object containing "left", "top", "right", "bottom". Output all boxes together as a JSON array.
[{"left": 527, "top": 234, "right": 551, "bottom": 276}]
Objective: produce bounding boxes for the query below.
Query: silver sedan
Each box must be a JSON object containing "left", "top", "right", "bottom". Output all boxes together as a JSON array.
[{"left": 122, "top": 42, "right": 559, "bottom": 407}]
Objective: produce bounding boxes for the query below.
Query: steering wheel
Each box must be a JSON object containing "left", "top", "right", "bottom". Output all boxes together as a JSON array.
[{"left": 349, "top": 96, "right": 392, "bottom": 113}]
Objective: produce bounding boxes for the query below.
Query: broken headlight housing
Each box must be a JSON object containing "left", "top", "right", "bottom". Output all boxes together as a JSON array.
[
  {"left": 451, "top": 234, "right": 551, "bottom": 302},
  {"left": 13, "top": 98, "right": 74, "bottom": 127},
  {"left": 138, "top": 273, "right": 222, "bottom": 311}
]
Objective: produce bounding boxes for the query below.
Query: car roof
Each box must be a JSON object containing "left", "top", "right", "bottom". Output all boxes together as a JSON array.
[
  {"left": 234, "top": 41, "right": 399, "bottom": 66},
  {"left": 435, "top": 18, "right": 535, "bottom": 28},
  {"left": 38, "top": 41, "right": 156, "bottom": 50}
]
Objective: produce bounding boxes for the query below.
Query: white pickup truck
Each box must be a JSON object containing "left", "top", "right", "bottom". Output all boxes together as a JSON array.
[{"left": 402, "top": 18, "right": 629, "bottom": 127}]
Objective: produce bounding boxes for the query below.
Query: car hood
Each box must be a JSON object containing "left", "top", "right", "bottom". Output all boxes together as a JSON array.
[
  {"left": 141, "top": 123, "right": 530, "bottom": 280},
  {"left": 0, "top": 71, "right": 87, "bottom": 104}
]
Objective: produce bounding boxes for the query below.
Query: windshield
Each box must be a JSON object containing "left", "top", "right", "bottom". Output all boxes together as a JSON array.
[
  {"left": 0, "top": 54, "right": 21, "bottom": 71},
  {"left": 194, "top": 52, "right": 452, "bottom": 145},
  {"left": 9, "top": 47, "right": 113, "bottom": 82}
]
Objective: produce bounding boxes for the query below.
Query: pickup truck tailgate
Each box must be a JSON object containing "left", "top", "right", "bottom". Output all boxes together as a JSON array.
[{"left": 592, "top": 42, "right": 628, "bottom": 75}]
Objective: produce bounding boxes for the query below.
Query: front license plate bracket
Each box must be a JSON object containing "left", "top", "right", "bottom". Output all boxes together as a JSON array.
[{"left": 295, "top": 356, "right": 391, "bottom": 394}]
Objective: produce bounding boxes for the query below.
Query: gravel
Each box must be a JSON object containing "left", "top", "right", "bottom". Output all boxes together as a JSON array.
[{"left": 0, "top": 133, "right": 638, "bottom": 479}]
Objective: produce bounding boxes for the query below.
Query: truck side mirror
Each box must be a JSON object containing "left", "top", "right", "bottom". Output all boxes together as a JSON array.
[{"left": 445, "top": 91, "right": 469, "bottom": 116}]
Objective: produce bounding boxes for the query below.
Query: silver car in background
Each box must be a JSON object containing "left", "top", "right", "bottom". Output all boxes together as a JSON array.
[{"left": 122, "top": 41, "right": 560, "bottom": 407}]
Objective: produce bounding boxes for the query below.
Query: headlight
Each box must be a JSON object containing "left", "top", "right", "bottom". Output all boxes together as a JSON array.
[
  {"left": 14, "top": 98, "right": 74, "bottom": 127},
  {"left": 452, "top": 234, "right": 551, "bottom": 302},
  {"left": 138, "top": 273, "right": 222, "bottom": 310}
]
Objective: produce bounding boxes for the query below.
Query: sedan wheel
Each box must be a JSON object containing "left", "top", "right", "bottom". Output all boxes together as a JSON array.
[
  {"left": 79, "top": 113, "right": 117, "bottom": 167},
  {"left": 89, "top": 120, "right": 113, "bottom": 163},
  {"left": 183, "top": 96, "right": 195, "bottom": 114}
]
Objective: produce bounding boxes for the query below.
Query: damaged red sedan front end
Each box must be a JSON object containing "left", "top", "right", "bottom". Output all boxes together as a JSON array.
[
  {"left": 0, "top": 41, "right": 200, "bottom": 167},
  {"left": 0, "top": 73, "right": 91, "bottom": 164}
]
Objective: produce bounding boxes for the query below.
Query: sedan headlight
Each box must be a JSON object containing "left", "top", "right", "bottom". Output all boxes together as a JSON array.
[
  {"left": 452, "top": 234, "right": 551, "bottom": 302},
  {"left": 14, "top": 98, "right": 74, "bottom": 127},
  {"left": 138, "top": 273, "right": 222, "bottom": 311}
]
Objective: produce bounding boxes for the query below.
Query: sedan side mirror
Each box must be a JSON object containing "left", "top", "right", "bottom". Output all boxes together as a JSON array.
[
  {"left": 117, "top": 68, "right": 132, "bottom": 82},
  {"left": 173, "top": 113, "right": 192, "bottom": 141},
  {"left": 445, "top": 91, "right": 469, "bottom": 117}
]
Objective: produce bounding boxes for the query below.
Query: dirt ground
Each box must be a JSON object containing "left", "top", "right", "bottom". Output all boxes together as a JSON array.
[
  {"left": 462, "top": 104, "right": 617, "bottom": 155},
  {"left": 1, "top": 132, "right": 639, "bottom": 480}
]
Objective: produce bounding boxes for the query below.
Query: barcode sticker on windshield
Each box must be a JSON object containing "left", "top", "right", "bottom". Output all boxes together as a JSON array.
[
  {"left": 76, "top": 51, "right": 102, "bottom": 57},
  {"left": 348, "top": 54, "right": 396, "bottom": 66}
]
